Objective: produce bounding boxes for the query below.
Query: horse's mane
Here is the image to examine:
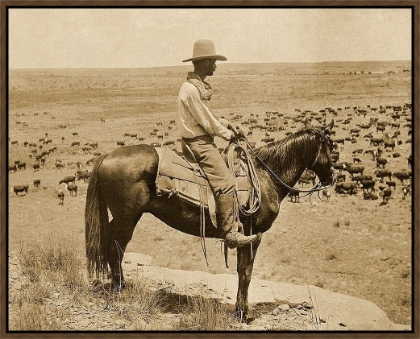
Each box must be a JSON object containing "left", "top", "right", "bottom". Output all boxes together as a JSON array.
[{"left": 254, "top": 126, "right": 322, "bottom": 171}]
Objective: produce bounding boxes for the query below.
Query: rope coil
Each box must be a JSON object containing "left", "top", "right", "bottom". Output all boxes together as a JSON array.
[{"left": 226, "top": 141, "right": 262, "bottom": 216}]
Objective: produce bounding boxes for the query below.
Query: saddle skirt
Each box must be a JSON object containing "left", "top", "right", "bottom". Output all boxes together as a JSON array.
[{"left": 154, "top": 146, "right": 252, "bottom": 228}]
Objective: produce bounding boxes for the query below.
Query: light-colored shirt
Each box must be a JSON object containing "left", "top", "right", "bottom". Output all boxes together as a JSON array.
[{"left": 177, "top": 81, "right": 233, "bottom": 140}]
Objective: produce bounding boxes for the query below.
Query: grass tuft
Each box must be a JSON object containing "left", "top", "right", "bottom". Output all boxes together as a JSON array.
[{"left": 176, "top": 296, "right": 240, "bottom": 331}]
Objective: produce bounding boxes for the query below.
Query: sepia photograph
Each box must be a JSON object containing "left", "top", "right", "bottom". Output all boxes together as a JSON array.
[{"left": 2, "top": 2, "right": 418, "bottom": 337}]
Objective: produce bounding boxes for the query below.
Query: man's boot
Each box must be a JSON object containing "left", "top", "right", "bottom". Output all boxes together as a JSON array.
[{"left": 215, "top": 193, "right": 257, "bottom": 249}]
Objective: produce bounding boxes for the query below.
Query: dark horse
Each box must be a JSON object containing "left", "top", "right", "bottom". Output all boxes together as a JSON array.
[{"left": 85, "top": 120, "right": 335, "bottom": 321}]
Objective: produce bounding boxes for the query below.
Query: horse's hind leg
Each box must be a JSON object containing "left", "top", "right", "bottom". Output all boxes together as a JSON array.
[{"left": 105, "top": 214, "right": 142, "bottom": 291}]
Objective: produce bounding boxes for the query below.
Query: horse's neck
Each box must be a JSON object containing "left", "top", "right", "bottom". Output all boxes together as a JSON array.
[{"left": 256, "top": 135, "right": 316, "bottom": 193}]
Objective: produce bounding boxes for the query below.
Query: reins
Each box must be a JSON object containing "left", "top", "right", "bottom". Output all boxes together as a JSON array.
[{"left": 241, "top": 130, "right": 334, "bottom": 198}]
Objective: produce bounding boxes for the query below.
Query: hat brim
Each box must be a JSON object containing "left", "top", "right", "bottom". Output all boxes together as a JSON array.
[{"left": 182, "top": 55, "right": 227, "bottom": 63}]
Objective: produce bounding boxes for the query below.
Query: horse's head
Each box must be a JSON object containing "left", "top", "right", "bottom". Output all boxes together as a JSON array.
[{"left": 307, "top": 120, "right": 336, "bottom": 187}]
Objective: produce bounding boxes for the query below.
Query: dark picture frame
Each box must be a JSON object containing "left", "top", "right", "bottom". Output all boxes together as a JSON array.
[{"left": 1, "top": 1, "right": 418, "bottom": 339}]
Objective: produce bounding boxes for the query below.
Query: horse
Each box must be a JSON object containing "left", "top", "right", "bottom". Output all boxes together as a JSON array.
[{"left": 85, "top": 120, "right": 335, "bottom": 322}]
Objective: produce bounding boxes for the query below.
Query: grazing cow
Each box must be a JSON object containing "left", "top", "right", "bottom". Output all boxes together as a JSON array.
[
  {"left": 352, "top": 175, "right": 373, "bottom": 183},
  {"left": 335, "top": 182, "right": 359, "bottom": 195},
  {"left": 363, "top": 192, "right": 379, "bottom": 200},
  {"left": 384, "top": 140, "right": 396, "bottom": 151},
  {"left": 393, "top": 171, "right": 411, "bottom": 185},
  {"left": 352, "top": 149, "right": 364, "bottom": 155},
  {"left": 66, "top": 183, "right": 78, "bottom": 196},
  {"left": 298, "top": 179, "right": 312, "bottom": 187},
  {"left": 8, "top": 165, "right": 17, "bottom": 173},
  {"left": 58, "top": 190, "right": 65, "bottom": 205},
  {"left": 261, "top": 137, "right": 275, "bottom": 143},
  {"left": 157, "top": 134, "right": 164, "bottom": 140},
  {"left": 16, "top": 162, "right": 26, "bottom": 171},
  {"left": 117, "top": 141, "right": 125, "bottom": 147},
  {"left": 370, "top": 138, "right": 383, "bottom": 146},
  {"left": 59, "top": 176, "right": 76, "bottom": 185},
  {"left": 360, "top": 179, "right": 376, "bottom": 193},
  {"left": 33, "top": 179, "right": 41, "bottom": 187},
  {"left": 402, "top": 186, "right": 411, "bottom": 199},
  {"left": 376, "top": 157, "right": 388, "bottom": 168},
  {"left": 55, "top": 162, "right": 65, "bottom": 169},
  {"left": 333, "top": 138, "right": 345, "bottom": 149},
  {"left": 12, "top": 185, "right": 29, "bottom": 196},
  {"left": 82, "top": 147, "right": 92, "bottom": 154},
  {"left": 332, "top": 162, "right": 347, "bottom": 173},
  {"left": 363, "top": 149, "right": 376, "bottom": 159},
  {"left": 76, "top": 169, "right": 90, "bottom": 182},
  {"left": 376, "top": 125, "right": 386, "bottom": 133},
  {"left": 299, "top": 170, "right": 316, "bottom": 186},
  {"left": 386, "top": 181, "right": 396, "bottom": 190},
  {"left": 101, "top": 118, "right": 105, "bottom": 123},
  {"left": 379, "top": 188, "right": 392, "bottom": 204},
  {"left": 322, "top": 188, "right": 331, "bottom": 202},
  {"left": 374, "top": 169, "right": 392, "bottom": 181},
  {"left": 71, "top": 141, "right": 80, "bottom": 146},
  {"left": 32, "top": 163, "right": 40, "bottom": 171},
  {"left": 288, "top": 190, "right": 299, "bottom": 203},
  {"left": 352, "top": 157, "right": 362, "bottom": 164},
  {"left": 343, "top": 164, "right": 364, "bottom": 178}
]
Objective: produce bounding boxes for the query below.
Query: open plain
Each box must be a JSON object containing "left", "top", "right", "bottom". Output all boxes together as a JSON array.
[{"left": 7, "top": 61, "right": 412, "bottom": 329}]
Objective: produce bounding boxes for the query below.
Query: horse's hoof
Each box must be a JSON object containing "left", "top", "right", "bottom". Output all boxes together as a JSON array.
[{"left": 112, "top": 281, "right": 126, "bottom": 293}]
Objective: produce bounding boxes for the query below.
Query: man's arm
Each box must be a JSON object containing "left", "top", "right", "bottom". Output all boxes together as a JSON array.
[{"left": 183, "top": 86, "right": 234, "bottom": 140}]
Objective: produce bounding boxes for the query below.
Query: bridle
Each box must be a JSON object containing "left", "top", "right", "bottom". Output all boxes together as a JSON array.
[{"left": 243, "top": 128, "right": 335, "bottom": 198}]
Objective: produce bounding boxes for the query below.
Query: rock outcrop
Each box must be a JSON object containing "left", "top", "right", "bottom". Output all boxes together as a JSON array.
[{"left": 123, "top": 252, "right": 411, "bottom": 331}]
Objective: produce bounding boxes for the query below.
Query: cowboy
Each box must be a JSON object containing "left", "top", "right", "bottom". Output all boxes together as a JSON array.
[{"left": 178, "top": 39, "right": 257, "bottom": 249}]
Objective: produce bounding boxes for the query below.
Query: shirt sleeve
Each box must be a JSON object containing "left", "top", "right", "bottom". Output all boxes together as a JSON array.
[{"left": 183, "top": 85, "right": 234, "bottom": 141}]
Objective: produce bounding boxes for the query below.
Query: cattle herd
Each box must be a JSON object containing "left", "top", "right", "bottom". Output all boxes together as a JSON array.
[{"left": 9, "top": 103, "right": 412, "bottom": 209}]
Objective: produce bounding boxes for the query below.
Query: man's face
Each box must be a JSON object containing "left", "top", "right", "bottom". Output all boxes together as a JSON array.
[{"left": 205, "top": 59, "right": 217, "bottom": 76}]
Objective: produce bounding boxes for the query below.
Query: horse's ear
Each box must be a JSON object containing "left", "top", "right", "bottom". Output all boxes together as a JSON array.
[{"left": 324, "top": 119, "right": 334, "bottom": 133}]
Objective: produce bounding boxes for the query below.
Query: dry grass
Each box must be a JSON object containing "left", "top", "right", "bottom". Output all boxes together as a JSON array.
[
  {"left": 176, "top": 296, "right": 241, "bottom": 331},
  {"left": 9, "top": 234, "right": 164, "bottom": 330}
]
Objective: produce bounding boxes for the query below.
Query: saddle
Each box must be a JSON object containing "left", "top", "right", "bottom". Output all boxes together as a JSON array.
[{"left": 154, "top": 141, "right": 252, "bottom": 228}]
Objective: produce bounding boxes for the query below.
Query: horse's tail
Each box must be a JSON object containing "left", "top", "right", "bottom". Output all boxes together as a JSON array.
[{"left": 85, "top": 153, "right": 109, "bottom": 279}]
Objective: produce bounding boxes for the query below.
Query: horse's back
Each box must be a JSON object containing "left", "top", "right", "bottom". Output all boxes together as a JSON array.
[{"left": 100, "top": 144, "right": 159, "bottom": 181}]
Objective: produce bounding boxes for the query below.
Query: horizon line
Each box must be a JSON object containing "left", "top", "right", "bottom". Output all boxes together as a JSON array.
[{"left": 8, "top": 60, "right": 411, "bottom": 71}]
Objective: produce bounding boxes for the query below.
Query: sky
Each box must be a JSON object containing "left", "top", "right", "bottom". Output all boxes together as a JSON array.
[{"left": 8, "top": 8, "right": 412, "bottom": 69}]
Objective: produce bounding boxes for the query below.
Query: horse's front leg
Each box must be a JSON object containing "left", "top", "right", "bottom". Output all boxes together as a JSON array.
[{"left": 235, "top": 232, "right": 262, "bottom": 322}]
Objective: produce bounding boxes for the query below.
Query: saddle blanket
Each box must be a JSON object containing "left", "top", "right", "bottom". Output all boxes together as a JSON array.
[{"left": 154, "top": 146, "right": 251, "bottom": 228}]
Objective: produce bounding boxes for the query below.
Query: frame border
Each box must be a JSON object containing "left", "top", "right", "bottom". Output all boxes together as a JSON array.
[{"left": 1, "top": 1, "right": 418, "bottom": 339}]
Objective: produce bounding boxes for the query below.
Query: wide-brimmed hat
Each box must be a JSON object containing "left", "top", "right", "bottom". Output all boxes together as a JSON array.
[{"left": 182, "top": 39, "right": 227, "bottom": 63}]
